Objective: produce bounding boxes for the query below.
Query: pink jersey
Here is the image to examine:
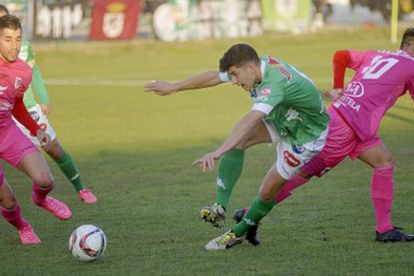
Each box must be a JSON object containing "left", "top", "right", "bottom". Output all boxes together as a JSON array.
[
  {"left": 333, "top": 49, "right": 414, "bottom": 141},
  {"left": 0, "top": 57, "right": 32, "bottom": 134}
]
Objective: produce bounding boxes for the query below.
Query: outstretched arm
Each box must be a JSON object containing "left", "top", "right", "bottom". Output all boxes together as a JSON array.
[
  {"left": 193, "top": 110, "right": 266, "bottom": 172},
  {"left": 144, "top": 71, "right": 224, "bottom": 96}
]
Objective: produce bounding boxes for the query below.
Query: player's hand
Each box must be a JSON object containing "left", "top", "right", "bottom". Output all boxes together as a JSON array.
[
  {"left": 324, "top": 88, "right": 344, "bottom": 101},
  {"left": 192, "top": 150, "right": 222, "bottom": 172},
  {"left": 41, "top": 104, "right": 51, "bottom": 117},
  {"left": 144, "top": 80, "right": 176, "bottom": 96},
  {"left": 36, "top": 129, "right": 51, "bottom": 151}
]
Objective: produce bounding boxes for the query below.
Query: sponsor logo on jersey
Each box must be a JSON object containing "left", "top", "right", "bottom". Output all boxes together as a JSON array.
[
  {"left": 338, "top": 95, "right": 361, "bottom": 112},
  {"left": 29, "top": 111, "right": 40, "bottom": 122},
  {"left": 217, "top": 178, "right": 225, "bottom": 189},
  {"left": 267, "top": 56, "right": 292, "bottom": 82},
  {"left": 292, "top": 145, "right": 305, "bottom": 154},
  {"left": 15, "top": 77, "right": 22, "bottom": 90},
  {"left": 345, "top": 81, "right": 364, "bottom": 98},
  {"left": 39, "top": 123, "right": 47, "bottom": 131},
  {"left": 284, "top": 150, "right": 300, "bottom": 167},
  {"left": 0, "top": 73, "right": 9, "bottom": 79},
  {"left": 285, "top": 107, "right": 303, "bottom": 122}
]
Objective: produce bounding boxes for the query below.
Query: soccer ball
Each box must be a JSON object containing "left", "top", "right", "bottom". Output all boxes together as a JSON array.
[{"left": 69, "top": 224, "right": 107, "bottom": 262}]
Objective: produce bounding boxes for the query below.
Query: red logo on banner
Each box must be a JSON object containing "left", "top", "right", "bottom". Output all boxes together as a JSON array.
[
  {"left": 90, "top": 0, "right": 143, "bottom": 40},
  {"left": 284, "top": 151, "right": 300, "bottom": 167}
]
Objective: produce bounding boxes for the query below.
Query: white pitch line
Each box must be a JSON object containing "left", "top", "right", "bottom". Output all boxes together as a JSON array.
[
  {"left": 44, "top": 79, "right": 149, "bottom": 86},
  {"left": 44, "top": 78, "right": 333, "bottom": 86}
]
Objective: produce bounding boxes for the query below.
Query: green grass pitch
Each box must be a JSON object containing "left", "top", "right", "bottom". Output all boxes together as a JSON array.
[{"left": 0, "top": 27, "right": 413, "bottom": 275}]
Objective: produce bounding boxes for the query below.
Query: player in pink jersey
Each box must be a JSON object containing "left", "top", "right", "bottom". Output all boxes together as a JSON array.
[
  {"left": 235, "top": 28, "right": 414, "bottom": 244},
  {"left": 0, "top": 15, "right": 72, "bottom": 245}
]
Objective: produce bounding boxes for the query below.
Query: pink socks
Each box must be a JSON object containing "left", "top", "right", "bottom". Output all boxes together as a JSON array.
[
  {"left": 275, "top": 174, "right": 309, "bottom": 204},
  {"left": 0, "top": 203, "right": 28, "bottom": 230},
  {"left": 371, "top": 165, "right": 394, "bottom": 233},
  {"left": 32, "top": 182, "right": 54, "bottom": 205}
]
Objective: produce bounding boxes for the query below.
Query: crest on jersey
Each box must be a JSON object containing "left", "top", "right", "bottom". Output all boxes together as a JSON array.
[{"left": 15, "top": 77, "right": 22, "bottom": 90}]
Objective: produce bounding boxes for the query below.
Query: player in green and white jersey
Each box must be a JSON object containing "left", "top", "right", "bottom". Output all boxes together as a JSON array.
[
  {"left": 0, "top": 5, "right": 97, "bottom": 204},
  {"left": 145, "top": 44, "right": 329, "bottom": 250}
]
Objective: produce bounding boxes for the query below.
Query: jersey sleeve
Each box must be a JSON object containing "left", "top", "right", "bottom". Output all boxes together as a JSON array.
[
  {"left": 252, "top": 78, "right": 283, "bottom": 115},
  {"left": 332, "top": 50, "right": 351, "bottom": 89},
  {"left": 25, "top": 40, "right": 36, "bottom": 68},
  {"left": 31, "top": 65, "right": 50, "bottom": 104},
  {"left": 11, "top": 96, "right": 40, "bottom": 136},
  {"left": 25, "top": 40, "right": 50, "bottom": 104},
  {"left": 347, "top": 50, "right": 370, "bottom": 71}
]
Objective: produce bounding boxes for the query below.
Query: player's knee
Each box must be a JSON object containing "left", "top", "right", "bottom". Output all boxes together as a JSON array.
[
  {"left": 0, "top": 194, "right": 16, "bottom": 209},
  {"left": 45, "top": 143, "right": 64, "bottom": 160},
  {"left": 33, "top": 172, "right": 55, "bottom": 188},
  {"left": 259, "top": 188, "right": 275, "bottom": 202},
  {"left": 372, "top": 155, "right": 394, "bottom": 168}
]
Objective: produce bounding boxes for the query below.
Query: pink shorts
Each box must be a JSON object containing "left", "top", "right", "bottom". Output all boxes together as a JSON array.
[
  {"left": 0, "top": 123, "right": 38, "bottom": 185},
  {"left": 302, "top": 106, "right": 382, "bottom": 177}
]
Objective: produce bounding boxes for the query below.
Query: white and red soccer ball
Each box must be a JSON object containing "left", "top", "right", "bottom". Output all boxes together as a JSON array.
[{"left": 69, "top": 224, "right": 107, "bottom": 262}]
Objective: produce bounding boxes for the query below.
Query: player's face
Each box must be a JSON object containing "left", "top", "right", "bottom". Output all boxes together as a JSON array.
[
  {"left": 228, "top": 64, "right": 256, "bottom": 91},
  {"left": 403, "top": 41, "right": 414, "bottom": 55},
  {"left": 0, "top": 27, "right": 22, "bottom": 62}
]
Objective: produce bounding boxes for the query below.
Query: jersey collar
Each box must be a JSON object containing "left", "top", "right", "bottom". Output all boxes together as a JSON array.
[{"left": 260, "top": 60, "right": 266, "bottom": 78}]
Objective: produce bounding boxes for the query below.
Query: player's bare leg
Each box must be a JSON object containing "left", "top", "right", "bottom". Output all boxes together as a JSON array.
[
  {"left": 18, "top": 151, "right": 72, "bottom": 220},
  {"left": 0, "top": 177, "right": 40, "bottom": 244}
]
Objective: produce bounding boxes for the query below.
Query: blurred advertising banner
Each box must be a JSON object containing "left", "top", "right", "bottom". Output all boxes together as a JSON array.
[
  {"left": 90, "top": 0, "right": 143, "bottom": 40},
  {"left": 151, "top": 0, "right": 263, "bottom": 42},
  {"left": 261, "top": 0, "right": 312, "bottom": 33}
]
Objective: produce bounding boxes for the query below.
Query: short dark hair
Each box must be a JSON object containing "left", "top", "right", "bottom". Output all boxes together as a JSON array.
[
  {"left": 0, "top": 15, "right": 21, "bottom": 33},
  {"left": 0, "top": 5, "right": 10, "bottom": 15},
  {"left": 400, "top": 28, "right": 414, "bottom": 49},
  {"left": 219, "top": 44, "right": 261, "bottom": 71}
]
